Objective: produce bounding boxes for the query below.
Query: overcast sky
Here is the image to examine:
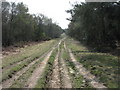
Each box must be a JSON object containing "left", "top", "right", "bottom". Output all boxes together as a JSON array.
[{"left": 7, "top": 0, "right": 85, "bottom": 29}]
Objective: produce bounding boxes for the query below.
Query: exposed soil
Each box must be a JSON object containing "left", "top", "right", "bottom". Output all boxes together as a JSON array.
[
  {"left": 60, "top": 49, "right": 72, "bottom": 88},
  {"left": 1, "top": 38, "right": 111, "bottom": 88},
  {"left": 49, "top": 39, "right": 72, "bottom": 88},
  {"left": 49, "top": 49, "right": 61, "bottom": 88},
  {"left": 24, "top": 48, "right": 55, "bottom": 88},
  {"left": 48, "top": 40, "right": 62, "bottom": 88},
  {"left": 2, "top": 46, "right": 53, "bottom": 88}
]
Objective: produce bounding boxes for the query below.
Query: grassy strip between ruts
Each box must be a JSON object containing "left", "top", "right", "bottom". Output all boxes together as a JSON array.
[
  {"left": 62, "top": 46, "right": 92, "bottom": 88},
  {"left": 2, "top": 39, "right": 59, "bottom": 82},
  {"left": 35, "top": 48, "right": 58, "bottom": 88},
  {"left": 10, "top": 56, "right": 45, "bottom": 88},
  {"left": 66, "top": 38, "right": 119, "bottom": 88},
  {"left": 58, "top": 42, "right": 64, "bottom": 87},
  {"left": 2, "top": 39, "right": 58, "bottom": 68}
]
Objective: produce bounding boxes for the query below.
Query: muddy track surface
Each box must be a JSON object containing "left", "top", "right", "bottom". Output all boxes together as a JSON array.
[
  {"left": 24, "top": 39, "right": 61, "bottom": 88},
  {"left": 48, "top": 40, "right": 62, "bottom": 88},
  {"left": 60, "top": 49, "right": 72, "bottom": 88},
  {"left": 24, "top": 48, "right": 55, "bottom": 88},
  {"left": 1, "top": 44, "right": 56, "bottom": 88},
  {"left": 2, "top": 38, "right": 110, "bottom": 88},
  {"left": 49, "top": 39, "right": 72, "bottom": 88},
  {"left": 2, "top": 50, "right": 51, "bottom": 88},
  {"left": 68, "top": 48, "right": 107, "bottom": 88},
  {"left": 49, "top": 49, "right": 61, "bottom": 88}
]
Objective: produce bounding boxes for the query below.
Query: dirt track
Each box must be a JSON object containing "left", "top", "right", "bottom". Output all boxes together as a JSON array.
[
  {"left": 49, "top": 48, "right": 61, "bottom": 88},
  {"left": 60, "top": 49, "right": 72, "bottom": 88},
  {"left": 2, "top": 48, "right": 51, "bottom": 88},
  {"left": 24, "top": 48, "right": 55, "bottom": 88},
  {"left": 2, "top": 38, "right": 109, "bottom": 88}
]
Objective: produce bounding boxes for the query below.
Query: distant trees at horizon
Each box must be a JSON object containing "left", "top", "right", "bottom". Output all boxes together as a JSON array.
[{"left": 2, "top": 2, "right": 63, "bottom": 47}]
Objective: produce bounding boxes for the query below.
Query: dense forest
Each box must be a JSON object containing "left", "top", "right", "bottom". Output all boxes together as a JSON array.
[
  {"left": 67, "top": 2, "right": 120, "bottom": 52},
  {"left": 2, "top": 2, "right": 63, "bottom": 47}
]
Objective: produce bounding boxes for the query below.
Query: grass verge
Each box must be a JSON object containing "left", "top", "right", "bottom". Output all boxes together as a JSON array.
[{"left": 66, "top": 38, "right": 119, "bottom": 88}]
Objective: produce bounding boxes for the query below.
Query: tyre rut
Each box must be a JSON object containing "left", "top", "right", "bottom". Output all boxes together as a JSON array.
[
  {"left": 24, "top": 40, "right": 62, "bottom": 88},
  {"left": 60, "top": 49, "right": 72, "bottom": 88},
  {"left": 48, "top": 39, "right": 63, "bottom": 88},
  {"left": 2, "top": 44, "right": 56, "bottom": 88}
]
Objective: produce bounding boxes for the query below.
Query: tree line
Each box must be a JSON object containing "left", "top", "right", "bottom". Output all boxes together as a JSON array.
[
  {"left": 67, "top": 2, "right": 120, "bottom": 52},
  {"left": 2, "top": 2, "right": 63, "bottom": 47}
]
